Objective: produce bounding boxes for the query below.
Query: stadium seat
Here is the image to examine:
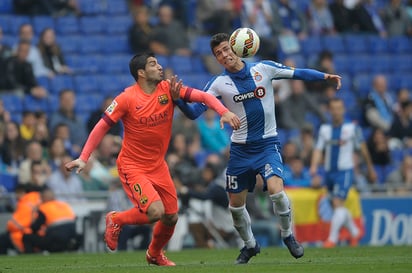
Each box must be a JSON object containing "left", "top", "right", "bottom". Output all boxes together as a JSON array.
[
  {"left": 78, "top": 0, "right": 105, "bottom": 15},
  {"left": 368, "top": 36, "right": 390, "bottom": 54},
  {"left": 333, "top": 54, "right": 350, "bottom": 74},
  {"left": 101, "top": 35, "right": 130, "bottom": 54},
  {"left": 191, "top": 56, "right": 208, "bottom": 74},
  {"left": 169, "top": 55, "right": 193, "bottom": 74},
  {"left": 369, "top": 54, "right": 392, "bottom": 74},
  {"left": 284, "top": 54, "right": 306, "bottom": 68},
  {"left": 300, "top": 36, "right": 323, "bottom": 56},
  {"left": 100, "top": 54, "right": 130, "bottom": 74},
  {"left": 58, "top": 35, "right": 80, "bottom": 54},
  {"left": 0, "top": 94, "right": 23, "bottom": 113},
  {"left": 75, "top": 94, "right": 103, "bottom": 113},
  {"left": 48, "top": 95, "right": 59, "bottom": 113},
  {"left": 347, "top": 54, "right": 371, "bottom": 75},
  {"left": 105, "top": 15, "right": 132, "bottom": 34},
  {"left": 55, "top": 16, "right": 79, "bottom": 35},
  {"left": 23, "top": 95, "right": 50, "bottom": 113},
  {"left": 96, "top": 75, "right": 122, "bottom": 96},
  {"left": 106, "top": 0, "right": 129, "bottom": 15},
  {"left": 0, "top": 0, "right": 12, "bottom": 14},
  {"left": 73, "top": 75, "right": 99, "bottom": 93},
  {"left": 321, "top": 35, "right": 346, "bottom": 54},
  {"left": 155, "top": 55, "right": 169, "bottom": 69},
  {"left": 353, "top": 73, "right": 373, "bottom": 98},
  {"left": 388, "top": 36, "right": 411, "bottom": 54},
  {"left": 0, "top": 173, "right": 17, "bottom": 192},
  {"left": 0, "top": 14, "right": 12, "bottom": 34},
  {"left": 183, "top": 73, "right": 211, "bottom": 89},
  {"left": 392, "top": 54, "right": 412, "bottom": 73},
  {"left": 66, "top": 54, "right": 101, "bottom": 74},
  {"left": 36, "top": 76, "right": 50, "bottom": 90},
  {"left": 9, "top": 15, "right": 31, "bottom": 35},
  {"left": 343, "top": 35, "right": 369, "bottom": 54},
  {"left": 32, "top": 16, "right": 55, "bottom": 35},
  {"left": 192, "top": 35, "right": 212, "bottom": 55},
  {"left": 49, "top": 74, "right": 74, "bottom": 94},
  {"left": 78, "top": 35, "right": 104, "bottom": 54},
  {"left": 79, "top": 16, "right": 106, "bottom": 34}
]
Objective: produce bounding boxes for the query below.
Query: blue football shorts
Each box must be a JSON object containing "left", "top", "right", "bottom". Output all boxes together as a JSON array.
[{"left": 324, "top": 169, "right": 354, "bottom": 200}]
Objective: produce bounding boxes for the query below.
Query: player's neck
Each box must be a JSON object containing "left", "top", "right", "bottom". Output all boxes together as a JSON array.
[
  {"left": 138, "top": 81, "right": 157, "bottom": 95},
  {"left": 226, "top": 60, "right": 245, "bottom": 73}
]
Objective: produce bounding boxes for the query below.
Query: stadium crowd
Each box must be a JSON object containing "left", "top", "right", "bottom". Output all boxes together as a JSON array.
[{"left": 0, "top": 0, "right": 412, "bottom": 253}]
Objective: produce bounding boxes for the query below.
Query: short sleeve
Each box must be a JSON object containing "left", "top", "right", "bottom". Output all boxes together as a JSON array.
[
  {"left": 104, "top": 92, "right": 128, "bottom": 123},
  {"left": 315, "top": 125, "right": 326, "bottom": 150}
]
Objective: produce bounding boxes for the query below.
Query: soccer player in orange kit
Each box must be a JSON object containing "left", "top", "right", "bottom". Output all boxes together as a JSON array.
[{"left": 65, "top": 52, "right": 240, "bottom": 266}]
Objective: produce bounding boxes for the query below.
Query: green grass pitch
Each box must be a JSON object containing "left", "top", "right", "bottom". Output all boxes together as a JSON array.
[{"left": 0, "top": 246, "right": 411, "bottom": 273}]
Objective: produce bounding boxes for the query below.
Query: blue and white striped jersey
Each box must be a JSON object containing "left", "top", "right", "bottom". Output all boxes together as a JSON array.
[
  {"left": 205, "top": 61, "right": 294, "bottom": 144},
  {"left": 315, "top": 122, "right": 364, "bottom": 172}
]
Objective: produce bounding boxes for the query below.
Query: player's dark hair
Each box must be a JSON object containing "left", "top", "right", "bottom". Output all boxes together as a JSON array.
[
  {"left": 129, "top": 52, "right": 155, "bottom": 81},
  {"left": 210, "top": 33, "right": 230, "bottom": 55}
]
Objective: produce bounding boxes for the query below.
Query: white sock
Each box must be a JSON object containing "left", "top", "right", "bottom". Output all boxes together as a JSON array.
[
  {"left": 270, "top": 191, "right": 292, "bottom": 238},
  {"left": 229, "top": 205, "right": 256, "bottom": 248},
  {"left": 343, "top": 208, "right": 359, "bottom": 237},
  {"left": 328, "top": 207, "right": 347, "bottom": 243}
]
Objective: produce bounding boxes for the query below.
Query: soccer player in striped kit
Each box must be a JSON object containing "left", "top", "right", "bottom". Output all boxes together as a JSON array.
[
  {"left": 310, "top": 98, "right": 377, "bottom": 248},
  {"left": 175, "top": 33, "right": 341, "bottom": 264}
]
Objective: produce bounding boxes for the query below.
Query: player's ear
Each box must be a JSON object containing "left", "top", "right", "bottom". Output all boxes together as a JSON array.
[{"left": 137, "top": 68, "right": 145, "bottom": 79}]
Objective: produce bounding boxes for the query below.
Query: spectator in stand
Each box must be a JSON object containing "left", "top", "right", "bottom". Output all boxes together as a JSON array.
[
  {"left": 294, "top": 124, "right": 316, "bottom": 167},
  {"left": 367, "top": 128, "right": 392, "bottom": 182},
  {"left": 87, "top": 96, "right": 122, "bottom": 136},
  {"left": 37, "top": 28, "right": 71, "bottom": 75},
  {"left": 197, "top": 108, "right": 230, "bottom": 155},
  {"left": 272, "top": 0, "right": 308, "bottom": 39},
  {"left": 46, "top": 153, "right": 85, "bottom": 203},
  {"left": 1, "top": 40, "right": 48, "bottom": 98},
  {"left": 281, "top": 141, "right": 299, "bottom": 166},
  {"left": 364, "top": 75, "right": 394, "bottom": 132},
  {"left": 329, "top": 0, "right": 355, "bottom": 33},
  {"left": 32, "top": 116, "right": 50, "bottom": 155},
  {"left": 49, "top": 89, "right": 87, "bottom": 153},
  {"left": 17, "top": 140, "right": 50, "bottom": 184},
  {"left": 407, "top": 0, "right": 412, "bottom": 21},
  {"left": 15, "top": 23, "right": 52, "bottom": 78},
  {"left": 128, "top": 5, "right": 154, "bottom": 54},
  {"left": 196, "top": 0, "right": 235, "bottom": 35},
  {"left": 389, "top": 100, "right": 412, "bottom": 146},
  {"left": 241, "top": 0, "right": 278, "bottom": 59},
  {"left": 307, "top": 50, "right": 336, "bottom": 93},
  {"left": 1, "top": 121, "right": 25, "bottom": 174},
  {"left": 77, "top": 158, "right": 108, "bottom": 192},
  {"left": 52, "top": 123, "right": 78, "bottom": 158},
  {"left": 19, "top": 111, "right": 36, "bottom": 141},
  {"left": 0, "top": 98, "right": 11, "bottom": 124},
  {"left": 47, "top": 137, "right": 66, "bottom": 171},
  {"left": 0, "top": 27, "right": 12, "bottom": 61},
  {"left": 284, "top": 155, "right": 322, "bottom": 188},
  {"left": 13, "top": 0, "right": 80, "bottom": 16},
  {"left": 307, "top": 0, "right": 336, "bottom": 35},
  {"left": 280, "top": 80, "right": 326, "bottom": 130},
  {"left": 352, "top": 0, "right": 386, "bottom": 36},
  {"left": 382, "top": 0, "right": 412, "bottom": 37},
  {"left": 150, "top": 4, "right": 191, "bottom": 56},
  {"left": 26, "top": 160, "right": 50, "bottom": 188},
  {"left": 386, "top": 154, "right": 412, "bottom": 194},
  {"left": 393, "top": 87, "right": 410, "bottom": 114}
]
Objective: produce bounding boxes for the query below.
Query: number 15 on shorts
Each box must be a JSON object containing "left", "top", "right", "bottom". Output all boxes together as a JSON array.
[{"left": 227, "top": 175, "right": 238, "bottom": 190}]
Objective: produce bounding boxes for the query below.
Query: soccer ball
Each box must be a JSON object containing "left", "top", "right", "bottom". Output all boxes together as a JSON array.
[{"left": 229, "top": 28, "right": 260, "bottom": 58}]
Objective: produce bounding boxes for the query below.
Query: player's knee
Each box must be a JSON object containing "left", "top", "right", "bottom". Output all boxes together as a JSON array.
[
  {"left": 161, "top": 213, "right": 178, "bottom": 226},
  {"left": 147, "top": 201, "right": 165, "bottom": 222}
]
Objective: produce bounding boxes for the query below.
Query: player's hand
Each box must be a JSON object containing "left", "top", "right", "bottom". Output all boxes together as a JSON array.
[
  {"left": 168, "top": 75, "right": 183, "bottom": 101},
  {"left": 220, "top": 111, "right": 240, "bottom": 130},
  {"left": 65, "top": 158, "right": 86, "bottom": 174},
  {"left": 325, "top": 74, "right": 342, "bottom": 90},
  {"left": 309, "top": 166, "right": 317, "bottom": 177}
]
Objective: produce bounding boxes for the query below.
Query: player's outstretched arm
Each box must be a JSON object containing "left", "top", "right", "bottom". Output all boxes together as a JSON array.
[
  {"left": 65, "top": 118, "right": 111, "bottom": 173},
  {"left": 181, "top": 87, "right": 240, "bottom": 129},
  {"left": 293, "top": 69, "right": 341, "bottom": 90}
]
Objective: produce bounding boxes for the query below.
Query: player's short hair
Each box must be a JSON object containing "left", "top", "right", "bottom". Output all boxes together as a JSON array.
[
  {"left": 129, "top": 52, "right": 155, "bottom": 81},
  {"left": 210, "top": 33, "right": 230, "bottom": 55}
]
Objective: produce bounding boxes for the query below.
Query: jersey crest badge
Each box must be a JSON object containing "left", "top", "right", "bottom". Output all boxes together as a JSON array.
[
  {"left": 106, "top": 100, "right": 118, "bottom": 115},
  {"left": 158, "top": 94, "right": 169, "bottom": 105},
  {"left": 254, "top": 72, "right": 262, "bottom": 82}
]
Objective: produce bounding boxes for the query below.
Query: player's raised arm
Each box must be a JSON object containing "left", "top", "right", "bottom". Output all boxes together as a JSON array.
[
  {"left": 65, "top": 118, "right": 111, "bottom": 173},
  {"left": 179, "top": 86, "right": 240, "bottom": 130}
]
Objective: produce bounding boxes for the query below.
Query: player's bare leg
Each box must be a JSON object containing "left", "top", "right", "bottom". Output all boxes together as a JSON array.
[
  {"left": 229, "top": 190, "right": 261, "bottom": 264},
  {"left": 267, "top": 175, "right": 304, "bottom": 259}
]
